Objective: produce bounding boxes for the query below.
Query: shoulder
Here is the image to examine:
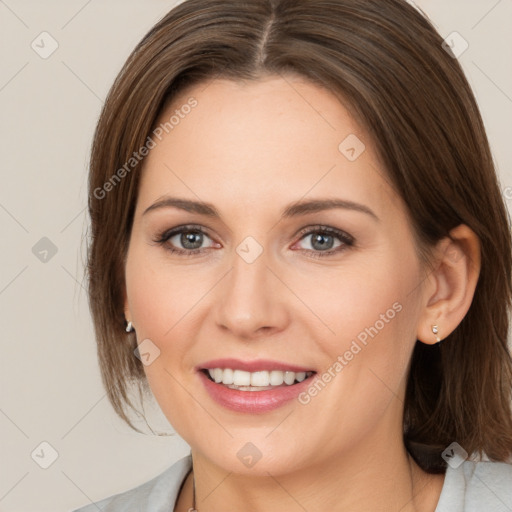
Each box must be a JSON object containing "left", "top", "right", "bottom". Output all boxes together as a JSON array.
[
  {"left": 70, "top": 454, "right": 192, "bottom": 512},
  {"left": 436, "top": 457, "right": 512, "bottom": 511},
  {"left": 461, "top": 459, "right": 512, "bottom": 508}
]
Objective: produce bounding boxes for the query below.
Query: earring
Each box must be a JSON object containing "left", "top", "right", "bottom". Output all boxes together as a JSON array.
[
  {"left": 126, "top": 321, "right": 134, "bottom": 333},
  {"left": 432, "top": 324, "right": 440, "bottom": 343}
]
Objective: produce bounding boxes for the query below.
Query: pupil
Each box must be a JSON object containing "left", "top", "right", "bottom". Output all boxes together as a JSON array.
[{"left": 311, "top": 233, "right": 333, "bottom": 251}]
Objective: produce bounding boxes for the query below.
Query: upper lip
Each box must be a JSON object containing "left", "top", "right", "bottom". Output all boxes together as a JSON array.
[{"left": 197, "top": 358, "right": 315, "bottom": 373}]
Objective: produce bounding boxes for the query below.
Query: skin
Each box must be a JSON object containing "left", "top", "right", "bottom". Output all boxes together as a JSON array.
[{"left": 124, "top": 75, "right": 481, "bottom": 512}]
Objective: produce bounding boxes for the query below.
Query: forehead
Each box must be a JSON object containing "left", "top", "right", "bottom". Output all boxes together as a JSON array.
[{"left": 136, "top": 76, "right": 399, "bottom": 220}]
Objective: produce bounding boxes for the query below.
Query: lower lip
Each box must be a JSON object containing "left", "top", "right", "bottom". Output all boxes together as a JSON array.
[{"left": 197, "top": 371, "right": 315, "bottom": 413}]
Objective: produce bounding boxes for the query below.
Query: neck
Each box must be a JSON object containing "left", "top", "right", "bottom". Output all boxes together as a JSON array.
[{"left": 176, "top": 439, "right": 444, "bottom": 512}]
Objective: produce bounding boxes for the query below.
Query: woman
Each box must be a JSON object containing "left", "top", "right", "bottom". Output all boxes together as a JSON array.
[{"left": 74, "top": 0, "right": 512, "bottom": 510}]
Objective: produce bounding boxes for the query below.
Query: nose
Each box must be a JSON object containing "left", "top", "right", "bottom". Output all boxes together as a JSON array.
[{"left": 213, "top": 244, "right": 290, "bottom": 340}]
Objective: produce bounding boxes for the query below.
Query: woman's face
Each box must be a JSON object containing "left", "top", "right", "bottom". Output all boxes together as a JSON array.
[{"left": 124, "top": 75, "right": 430, "bottom": 475}]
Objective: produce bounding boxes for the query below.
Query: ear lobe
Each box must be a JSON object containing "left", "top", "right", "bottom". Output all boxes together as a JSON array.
[{"left": 417, "top": 224, "right": 481, "bottom": 345}]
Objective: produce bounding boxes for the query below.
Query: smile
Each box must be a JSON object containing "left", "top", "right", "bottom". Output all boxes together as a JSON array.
[{"left": 197, "top": 359, "right": 318, "bottom": 413}]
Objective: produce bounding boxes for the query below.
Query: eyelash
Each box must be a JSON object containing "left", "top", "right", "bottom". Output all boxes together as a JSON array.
[{"left": 153, "top": 224, "right": 355, "bottom": 258}]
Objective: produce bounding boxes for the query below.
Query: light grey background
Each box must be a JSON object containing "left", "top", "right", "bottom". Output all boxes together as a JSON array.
[{"left": 0, "top": 1, "right": 511, "bottom": 511}]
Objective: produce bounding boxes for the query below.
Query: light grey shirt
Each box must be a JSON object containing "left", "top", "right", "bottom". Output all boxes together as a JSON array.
[{"left": 71, "top": 454, "right": 512, "bottom": 511}]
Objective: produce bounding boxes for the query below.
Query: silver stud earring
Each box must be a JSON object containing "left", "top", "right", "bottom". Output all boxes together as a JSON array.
[
  {"left": 432, "top": 324, "right": 440, "bottom": 343},
  {"left": 126, "top": 321, "right": 134, "bottom": 333}
]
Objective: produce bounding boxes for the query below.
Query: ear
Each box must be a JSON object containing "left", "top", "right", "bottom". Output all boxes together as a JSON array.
[
  {"left": 416, "top": 224, "right": 481, "bottom": 345},
  {"left": 123, "top": 287, "right": 131, "bottom": 324}
]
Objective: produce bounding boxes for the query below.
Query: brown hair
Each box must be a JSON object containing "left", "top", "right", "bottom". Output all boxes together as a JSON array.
[{"left": 86, "top": 0, "right": 512, "bottom": 472}]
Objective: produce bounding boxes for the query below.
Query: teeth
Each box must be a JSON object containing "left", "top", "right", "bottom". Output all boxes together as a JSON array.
[
  {"left": 213, "top": 368, "right": 223, "bottom": 383},
  {"left": 233, "top": 369, "right": 251, "bottom": 386},
  {"left": 221, "top": 368, "right": 234, "bottom": 384},
  {"left": 283, "top": 371, "right": 295, "bottom": 385},
  {"left": 269, "top": 370, "right": 284, "bottom": 386},
  {"left": 251, "top": 371, "right": 269, "bottom": 387},
  {"left": 206, "top": 368, "right": 313, "bottom": 387}
]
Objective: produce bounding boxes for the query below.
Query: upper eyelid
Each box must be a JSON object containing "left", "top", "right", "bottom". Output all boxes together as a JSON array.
[
  {"left": 297, "top": 225, "right": 353, "bottom": 240},
  {"left": 157, "top": 224, "right": 350, "bottom": 237}
]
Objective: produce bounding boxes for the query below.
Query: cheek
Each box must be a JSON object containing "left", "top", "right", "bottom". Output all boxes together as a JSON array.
[
  {"left": 124, "top": 250, "right": 200, "bottom": 430},
  {"left": 301, "top": 243, "right": 422, "bottom": 393},
  {"left": 124, "top": 243, "right": 213, "bottom": 403},
  {"left": 125, "top": 242, "right": 208, "bottom": 340},
  {"left": 293, "top": 276, "right": 419, "bottom": 453},
  {"left": 301, "top": 259, "right": 418, "bottom": 352}
]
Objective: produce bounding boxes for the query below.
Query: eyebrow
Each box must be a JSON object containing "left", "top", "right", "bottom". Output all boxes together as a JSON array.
[{"left": 142, "top": 196, "right": 379, "bottom": 221}]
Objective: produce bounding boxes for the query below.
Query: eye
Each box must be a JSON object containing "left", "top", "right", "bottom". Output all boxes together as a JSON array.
[
  {"left": 153, "top": 224, "right": 355, "bottom": 258},
  {"left": 153, "top": 225, "right": 218, "bottom": 256},
  {"left": 293, "top": 225, "right": 354, "bottom": 258}
]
